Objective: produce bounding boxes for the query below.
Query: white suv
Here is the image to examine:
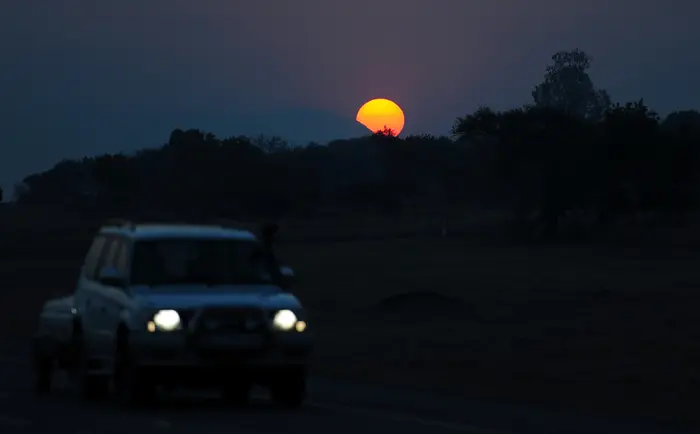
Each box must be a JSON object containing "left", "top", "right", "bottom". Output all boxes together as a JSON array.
[{"left": 32, "top": 220, "right": 313, "bottom": 408}]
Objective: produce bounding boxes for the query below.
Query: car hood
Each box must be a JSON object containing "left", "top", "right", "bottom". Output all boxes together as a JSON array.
[{"left": 130, "top": 284, "right": 302, "bottom": 310}]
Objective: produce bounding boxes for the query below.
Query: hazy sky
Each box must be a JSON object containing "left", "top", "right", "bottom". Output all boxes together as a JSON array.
[{"left": 1, "top": 0, "right": 699, "bottom": 193}]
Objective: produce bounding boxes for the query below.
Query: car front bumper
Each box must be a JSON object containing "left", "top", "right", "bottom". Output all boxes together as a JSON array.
[
  {"left": 129, "top": 330, "right": 313, "bottom": 373},
  {"left": 133, "top": 363, "right": 306, "bottom": 387}
]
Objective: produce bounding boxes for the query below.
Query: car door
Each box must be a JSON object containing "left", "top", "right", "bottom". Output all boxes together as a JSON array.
[
  {"left": 74, "top": 235, "right": 109, "bottom": 356},
  {"left": 90, "top": 236, "right": 122, "bottom": 359},
  {"left": 99, "top": 237, "right": 134, "bottom": 358}
]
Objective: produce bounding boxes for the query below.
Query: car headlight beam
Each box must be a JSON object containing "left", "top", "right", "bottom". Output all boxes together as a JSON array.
[
  {"left": 152, "top": 309, "right": 181, "bottom": 332},
  {"left": 273, "top": 309, "right": 297, "bottom": 331}
]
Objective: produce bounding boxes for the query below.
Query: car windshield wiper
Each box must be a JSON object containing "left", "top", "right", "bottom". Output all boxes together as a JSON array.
[
  {"left": 142, "top": 274, "right": 272, "bottom": 286},
  {"left": 147, "top": 277, "right": 223, "bottom": 286}
]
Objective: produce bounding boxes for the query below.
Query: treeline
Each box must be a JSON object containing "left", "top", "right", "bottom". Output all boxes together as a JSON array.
[{"left": 10, "top": 50, "right": 700, "bottom": 241}]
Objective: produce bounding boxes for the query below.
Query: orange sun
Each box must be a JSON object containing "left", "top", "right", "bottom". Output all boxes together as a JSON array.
[{"left": 356, "top": 98, "right": 405, "bottom": 136}]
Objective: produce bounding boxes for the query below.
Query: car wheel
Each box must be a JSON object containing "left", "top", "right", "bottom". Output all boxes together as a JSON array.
[
  {"left": 269, "top": 367, "right": 307, "bottom": 409},
  {"left": 221, "top": 380, "right": 253, "bottom": 407},
  {"left": 114, "top": 341, "right": 155, "bottom": 407},
  {"left": 32, "top": 348, "right": 53, "bottom": 395}
]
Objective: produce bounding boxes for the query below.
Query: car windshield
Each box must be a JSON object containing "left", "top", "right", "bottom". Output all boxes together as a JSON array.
[{"left": 130, "top": 238, "right": 274, "bottom": 286}]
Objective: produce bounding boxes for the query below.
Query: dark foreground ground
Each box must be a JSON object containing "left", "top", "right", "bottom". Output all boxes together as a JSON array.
[
  {"left": 2, "top": 213, "right": 700, "bottom": 432},
  {"left": 0, "top": 340, "right": 696, "bottom": 434}
]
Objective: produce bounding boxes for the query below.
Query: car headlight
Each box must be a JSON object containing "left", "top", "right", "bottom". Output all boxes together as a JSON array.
[
  {"left": 150, "top": 309, "right": 181, "bottom": 332},
  {"left": 272, "top": 309, "right": 298, "bottom": 331}
]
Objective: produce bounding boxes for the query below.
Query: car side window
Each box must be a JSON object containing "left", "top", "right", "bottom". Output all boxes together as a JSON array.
[
  {"left": 97, "top": 238, "right": 121, "bottom": 273},
  {"left": 83, "top": 236, "right": 107, "bottom": 280},
  {"left": 115, "top": 240, "right": 130, "bottom": 277}
]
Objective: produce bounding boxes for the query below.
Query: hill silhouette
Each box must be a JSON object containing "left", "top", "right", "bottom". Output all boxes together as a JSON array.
[{"left": 7, "top": 49, "right": 700, "bottom": 243}]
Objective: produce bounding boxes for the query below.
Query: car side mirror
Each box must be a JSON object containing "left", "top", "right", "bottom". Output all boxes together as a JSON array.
[
  {"left": 97, "top": 266, "right": 126, "bottom": 288},
  {"left": 279, "top": 265, "right": 296, "bottom": 289}
]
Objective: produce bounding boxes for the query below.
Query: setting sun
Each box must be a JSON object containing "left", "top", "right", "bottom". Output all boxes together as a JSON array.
[{"left": 356, "top": 98, "right": 405, "bottom": 136}]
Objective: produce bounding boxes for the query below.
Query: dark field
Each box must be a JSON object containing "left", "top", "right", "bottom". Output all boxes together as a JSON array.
[{"left": 1, "top": 210, "right": 700, "bottom": 427}]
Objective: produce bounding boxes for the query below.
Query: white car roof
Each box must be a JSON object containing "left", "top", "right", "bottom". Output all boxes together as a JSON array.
[{"left": 99, "top": 223, "right": 258, "bottom": 242}]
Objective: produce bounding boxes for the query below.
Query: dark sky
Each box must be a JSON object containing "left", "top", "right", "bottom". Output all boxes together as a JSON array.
[{"left": 1, "top": 0, "right": 699, "bottom": 194}]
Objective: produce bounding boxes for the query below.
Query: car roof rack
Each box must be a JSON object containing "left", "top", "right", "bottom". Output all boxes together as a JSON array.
[
  {"left": 102, "top": 218, "right": 135, "bottom": 228},
  {"left": 101, "top": 217, "right": 266, "bottom": 233}
]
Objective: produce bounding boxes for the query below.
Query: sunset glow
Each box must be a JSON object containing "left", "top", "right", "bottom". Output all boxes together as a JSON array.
[{"left": 356, "top": 98, "right": 405, "bottom": 136}]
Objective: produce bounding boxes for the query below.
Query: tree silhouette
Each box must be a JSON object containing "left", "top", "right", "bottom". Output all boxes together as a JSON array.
[
  {"left": 663, "top": 110, "right": 700, "bottom": 135},
  {"left": 8, "top": 49, "right": 700, "bottom": 243},
  {"left": 532, "top": 49, "right": 611, "bottom": 120},
  {"left": 12, "top": 182, "right": 29, "bottom": 202},
  {"left": 375, "top": 125, "right": 397, "bottom": 137}
]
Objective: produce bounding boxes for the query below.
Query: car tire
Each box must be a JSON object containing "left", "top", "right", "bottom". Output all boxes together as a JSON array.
[
  {"left": 269, "top": 367, "right": 307, "bottom": 409},
  {"left": 114, "top": 338, "right": 155, "bottom": 407},
  {"left": 221, "top": 380, "right": 253, "bottom": 407},
  {"left": 32, "top": 346, "right": 53, "bottom": 395}
]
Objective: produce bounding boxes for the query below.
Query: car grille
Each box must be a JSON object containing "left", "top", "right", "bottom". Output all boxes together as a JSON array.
[
  {"left": 178, "top": 309, "right": 197, "bottom": 328},
  {"left": 194, "top": 307, "right": 267, "bottom": 334}
]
